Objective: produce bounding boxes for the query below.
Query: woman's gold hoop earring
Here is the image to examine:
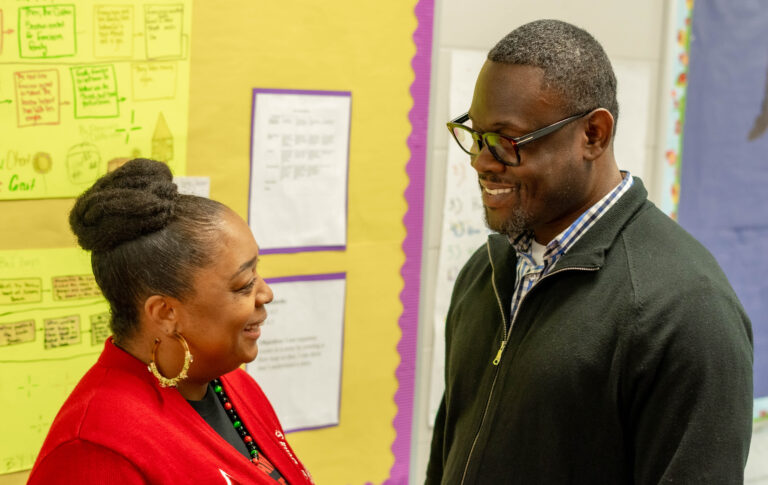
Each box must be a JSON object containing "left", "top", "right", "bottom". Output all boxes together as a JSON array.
[{"left": 147, "top": 332, "right": 193, "bottom": 388}]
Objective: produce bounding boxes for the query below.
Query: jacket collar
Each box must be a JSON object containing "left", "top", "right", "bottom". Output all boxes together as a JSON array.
[
  {"left": 487, "top": 176, "right": 650, "bottom": 278},
  {"left": 99, "top": 337, "right": 193, "bottom": 406},
  {"left": 99, "top": 337, "right": 153, "bottom": 376}
]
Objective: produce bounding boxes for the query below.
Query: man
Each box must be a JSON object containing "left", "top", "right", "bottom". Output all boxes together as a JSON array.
[{"left": 426, "top": 19, "right": 753, "bottom": 484}]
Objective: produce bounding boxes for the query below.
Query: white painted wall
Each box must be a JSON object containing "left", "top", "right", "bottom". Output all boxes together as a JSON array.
[{"left": 411, "top": 1, "right": 768, "bottom": 483}]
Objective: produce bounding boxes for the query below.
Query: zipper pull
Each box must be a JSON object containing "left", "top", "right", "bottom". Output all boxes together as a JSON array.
[{"left": 493, "top": 340, "right": 507, "bottom": 366}]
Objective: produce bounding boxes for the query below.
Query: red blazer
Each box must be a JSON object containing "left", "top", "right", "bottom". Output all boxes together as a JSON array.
[{"left": 28, "top": 339, "right": 313, "bottom": 484}]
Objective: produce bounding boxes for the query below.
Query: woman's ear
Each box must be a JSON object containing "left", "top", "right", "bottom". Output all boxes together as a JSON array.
[
  {"left": 143, "top": 295, "right": 179, "bottom": 335},
  {"left": 583, "top": 108, "right": 614, "bottom": 161}
]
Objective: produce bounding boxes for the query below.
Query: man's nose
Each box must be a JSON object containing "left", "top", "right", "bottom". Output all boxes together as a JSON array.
[{"left": 470, "top": 145, "right": 506, "bottom": 174}]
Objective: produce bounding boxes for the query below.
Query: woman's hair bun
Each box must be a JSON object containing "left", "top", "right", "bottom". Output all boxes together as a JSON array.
[{"left": 69, "top": 158, "right": 179, "bottom": 252}]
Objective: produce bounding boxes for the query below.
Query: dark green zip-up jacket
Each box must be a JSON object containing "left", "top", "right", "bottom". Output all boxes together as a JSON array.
[{"left": 426, "top": 178, "right": 753, "bottom": 484}]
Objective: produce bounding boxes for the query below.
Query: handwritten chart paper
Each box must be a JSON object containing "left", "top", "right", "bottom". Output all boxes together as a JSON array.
[
  {"left": 0, "top": 248, "right": 109, "bottom": 474},
  {"left": 249, "top": 89, "right": 350, "bottom": 253},
  {"left": 246, "top": 274, "right": 346, "bottom": 431},
  {"left": 0, "top": 1, "right": 192, "bottom": 200}
]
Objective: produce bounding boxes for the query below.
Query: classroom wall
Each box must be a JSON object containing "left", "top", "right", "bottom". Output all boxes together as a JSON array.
[
  {"left": 412, "top": 0, "right": 768, "bottom": 484},
  {"left": 0, "top": 0, "right": 423, "bottom": 483},
  {"left": 3, "top": 1, "right": 768, "bottom": 484}
]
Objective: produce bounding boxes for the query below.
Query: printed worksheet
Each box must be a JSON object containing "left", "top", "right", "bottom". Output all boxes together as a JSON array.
[
  {"left": 249, "top": 89, "right": 350, "bottom": 253},
  {"left": 246, "top": 273, "right": 346, "bottom": 431}
]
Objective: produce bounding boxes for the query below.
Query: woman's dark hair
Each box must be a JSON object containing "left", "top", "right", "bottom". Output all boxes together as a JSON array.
[{"left": 69, "top": 158, "right": 226, "bottom": 342}]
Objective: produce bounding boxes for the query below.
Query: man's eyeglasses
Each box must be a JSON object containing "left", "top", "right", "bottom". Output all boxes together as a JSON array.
[{"left": 446, "top": 110, "right": 592, "bottom": 166}]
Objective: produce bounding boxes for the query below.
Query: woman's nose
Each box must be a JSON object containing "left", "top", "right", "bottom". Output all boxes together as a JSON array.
[{"left": 256, "top": 279, "right": 274, "bottom": 306}]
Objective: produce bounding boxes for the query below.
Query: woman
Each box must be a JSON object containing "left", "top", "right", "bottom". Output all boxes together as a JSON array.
[{"left": 28, "top": 159, "right": 313, "bottom": 484}]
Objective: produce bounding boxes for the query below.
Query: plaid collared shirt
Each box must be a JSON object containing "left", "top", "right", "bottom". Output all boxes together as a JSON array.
[{"left": 508, "top": 172, "right": 633, "bottom": 327}]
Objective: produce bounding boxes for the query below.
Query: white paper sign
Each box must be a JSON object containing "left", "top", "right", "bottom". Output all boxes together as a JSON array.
[
  {"left": 246, "top": 274, "right": 346, "bottom": 431},
  {"left": 249, "top": 89, "right": 351, "bottom": 254},
  {"left": 612, "top": 59, "right": 652, "bottom": 181},
  {"left": 173, "top": 176, "right": 210, "bottom": 198}
]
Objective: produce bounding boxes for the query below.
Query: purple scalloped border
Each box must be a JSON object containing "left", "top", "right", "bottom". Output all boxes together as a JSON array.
[{"left": 386, "top": 0, "right": 434, "bottom": 483}]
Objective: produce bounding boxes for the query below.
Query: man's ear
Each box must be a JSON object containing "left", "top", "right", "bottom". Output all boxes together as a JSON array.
[
  {"left": 583, "top": 108, "right": 614, "bottom": 161},
  {"left": 143, "top": 295, "right": 179, "bottom": 335}
]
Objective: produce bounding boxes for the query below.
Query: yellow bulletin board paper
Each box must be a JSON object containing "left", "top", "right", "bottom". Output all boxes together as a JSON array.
[
  {"left": 187, "top": 1, "right": 421, "bottom": 483},
  {"left": 0, "top": 0, "right": 429, "bottom": 482},
  {"left": 0, "top": 1, "right": 191, "bottom": 200},
  {"left": 0, "top": 248, "right": 108, "bottom": 473}
]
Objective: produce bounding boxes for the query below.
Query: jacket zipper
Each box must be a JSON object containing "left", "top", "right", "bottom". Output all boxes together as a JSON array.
[
  {"left": 458, "top": 252, "right": 598, "bottom": 485},
  {"left": 493, "top": 265, "right": 599, "bottom": 366},
  {"left": 458, "top": 244, "right": 507, "bottom": 485}
]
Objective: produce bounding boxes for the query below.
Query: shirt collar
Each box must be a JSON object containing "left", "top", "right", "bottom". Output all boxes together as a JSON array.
[{"left": 510, "top": 171, "right": 634, "bottom": 265}]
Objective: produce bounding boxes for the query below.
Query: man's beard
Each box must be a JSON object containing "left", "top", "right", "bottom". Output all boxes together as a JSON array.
[{"left": 483, "top": 205, "right": 530, "bottom": 237}]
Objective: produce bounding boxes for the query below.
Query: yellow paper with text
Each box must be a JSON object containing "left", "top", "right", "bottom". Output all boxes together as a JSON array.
[
  {"left": 0, "top": 0, "right": 419, "bottom": 481},
  {"left": 0, "top": 248, "right": 108, "bottom": 473},
  {"left": 0, "top": 1, "right": 190, "bottom": 199}
]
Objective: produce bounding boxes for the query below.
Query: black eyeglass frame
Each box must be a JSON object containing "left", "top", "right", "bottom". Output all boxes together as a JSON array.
[{"left": 446, "top": 110, "right": 593, "bottom": 166}]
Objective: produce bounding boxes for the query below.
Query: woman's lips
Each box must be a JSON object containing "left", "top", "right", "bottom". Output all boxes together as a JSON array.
[{"left": 243, "top": 321, "right": 263, "bottom": 339}]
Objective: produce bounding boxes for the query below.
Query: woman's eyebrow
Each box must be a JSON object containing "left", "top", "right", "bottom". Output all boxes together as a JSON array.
[{"left": 231, "top": 256, "right": 258, "bottom": 279}]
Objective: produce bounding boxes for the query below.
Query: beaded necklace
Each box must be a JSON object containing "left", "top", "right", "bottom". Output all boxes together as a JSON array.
[{"left": 211, "top": 378, "right": 260, "bottom": 463}]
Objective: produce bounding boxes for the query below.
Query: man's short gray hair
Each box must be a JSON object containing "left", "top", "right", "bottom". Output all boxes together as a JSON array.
[{"left": 488, "top": 19, "right": 619, "bottom": 130}]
